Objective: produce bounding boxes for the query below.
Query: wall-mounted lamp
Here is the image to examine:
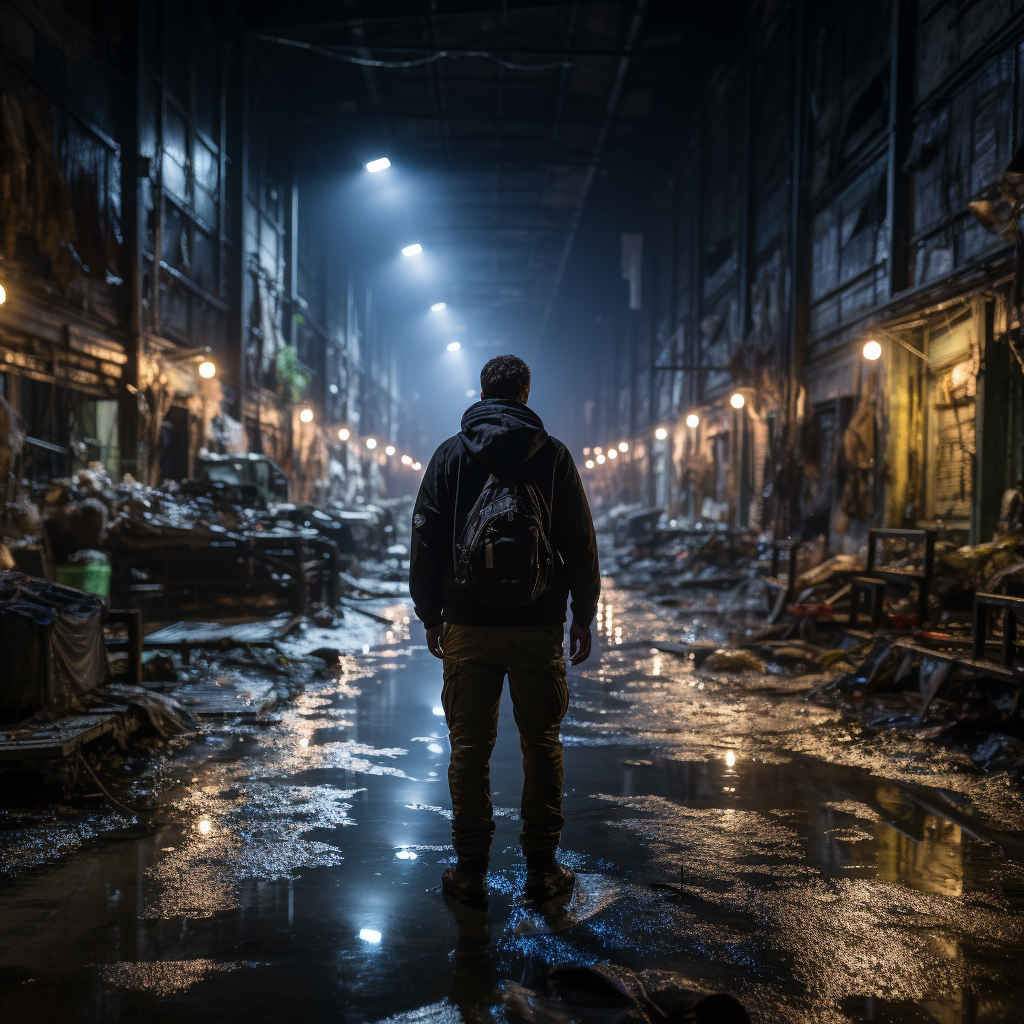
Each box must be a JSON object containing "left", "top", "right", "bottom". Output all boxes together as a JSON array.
[
  {"left": 654, "top": 427, "right": 668, "bottom": 440},
  {"left": 0, "top": 282, "right": 7, "bottom": 305},
  {"left": 402, "top": 243, "right": 423, "bottom": 257},
  {"left": 685, "top": 413, "right": 700, "bottom": 428},
  {"left": 366, "top": 438, "right": 377, "bottom": 450},
  {"left": 385, "top": 445, "right": 396, "bottom": 456},
  {"left": 862, "top": 339, "right": 882, "bottom": 361},
  {"left": 585, "top": 459, "right": 595, "bottom": 469},
  {"left": 365, "top": 157, "right": 391, "bottom": 173},
  {"left": 617, "top": 441, "right": 629, "bottom": 453},
  {"left": 338, "top": 427, "right": 350, "bottom": 441},
  {"left": 730, "top": 392, "right": 745, "bottom": 409},
  {"left": 299, "top": 408, "right": 314, "bottom": 423},
  {"left": 198, "top": 360, "right": 216, "bottom": 379}
]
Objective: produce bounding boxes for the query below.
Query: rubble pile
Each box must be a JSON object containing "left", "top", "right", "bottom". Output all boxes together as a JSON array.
[
  {"left": 1, "top": 462, "right": 412, "bottom": 615},
  {"left": 817, "top": 636, "right": 1024, "bottom": 781}
]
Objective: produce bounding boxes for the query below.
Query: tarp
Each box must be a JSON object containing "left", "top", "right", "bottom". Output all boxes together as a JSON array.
[{"left": 0, "top": 571, "right": 108, "bottom": 715}]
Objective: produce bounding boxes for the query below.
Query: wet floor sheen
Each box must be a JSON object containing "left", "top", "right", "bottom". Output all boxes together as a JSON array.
[{"left": 1, "top": 585, "right": 1023, "bottom": 1024}]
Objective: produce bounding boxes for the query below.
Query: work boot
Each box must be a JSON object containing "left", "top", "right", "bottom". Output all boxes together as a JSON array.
[
  {"left": 524, "top": 848, "right": 575, "bottom": 902},
  {"left": 442, "top": 856, "right": 489, "bottom": 907}
]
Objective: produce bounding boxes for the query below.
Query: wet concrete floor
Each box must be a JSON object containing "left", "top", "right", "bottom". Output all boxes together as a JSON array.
[{"left": 1, "top": 582, "right": 1023, "bottom": 1023}]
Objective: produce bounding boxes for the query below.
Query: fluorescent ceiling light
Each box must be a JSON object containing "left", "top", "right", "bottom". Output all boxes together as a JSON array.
[
  {"left": 430, "top": 302, "right": 447, "bottom": 311},
  {"left": 365, "top": 157, "right": 391, "bottom": 173},
  {"left": 402, "top": 243, "right": 423, "bottom": 257}
]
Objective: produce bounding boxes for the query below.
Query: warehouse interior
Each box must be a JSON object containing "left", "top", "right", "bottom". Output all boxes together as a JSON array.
[{"left": 1, "top": 3, "right": 1024, "bottom": 1023}]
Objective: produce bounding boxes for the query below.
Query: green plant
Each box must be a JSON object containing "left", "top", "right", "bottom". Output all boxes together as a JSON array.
[{"left": 275, "top": 345, "right": 313, "bottom": 404}]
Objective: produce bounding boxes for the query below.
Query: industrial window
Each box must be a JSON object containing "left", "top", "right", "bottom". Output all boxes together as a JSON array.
[{"left": 924, "top": 311, "right": 976, "bottom": 527}]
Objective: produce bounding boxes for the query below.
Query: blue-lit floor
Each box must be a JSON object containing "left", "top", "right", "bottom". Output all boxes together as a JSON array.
[{"left": 1, "top": 584, "right": 1023, "bottom": 1024}]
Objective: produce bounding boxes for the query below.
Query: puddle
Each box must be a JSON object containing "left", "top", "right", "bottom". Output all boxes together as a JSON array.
[{"left": 0, "top": 588, "right": 1022, "bottom": 1024}]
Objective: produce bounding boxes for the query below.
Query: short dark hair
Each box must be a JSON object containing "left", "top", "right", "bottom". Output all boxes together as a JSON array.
[{"left": 480, "top": 354, "right": 531, "bottom": 403}]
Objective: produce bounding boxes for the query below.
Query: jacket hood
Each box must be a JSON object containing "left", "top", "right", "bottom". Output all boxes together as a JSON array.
[{"left": 459, "top": 399, "right": 548, "bottom": 470}]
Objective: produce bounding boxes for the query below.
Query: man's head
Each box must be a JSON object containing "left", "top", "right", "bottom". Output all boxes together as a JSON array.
[{"left": 480, "top": 354, "right": 531, "bottom": 404}]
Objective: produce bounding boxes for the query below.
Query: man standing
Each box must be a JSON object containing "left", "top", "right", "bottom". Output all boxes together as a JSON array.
[{"left": 410, "top": 354, "right": 600, "bottom": 906}]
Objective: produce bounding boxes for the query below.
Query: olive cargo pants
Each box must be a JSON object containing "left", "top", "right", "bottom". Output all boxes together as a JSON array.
[{"left": 440, "top": 623, "right": 569, "bottom": 857}]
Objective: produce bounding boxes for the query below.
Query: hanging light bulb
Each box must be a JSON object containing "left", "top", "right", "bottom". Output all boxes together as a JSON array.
[
  {"left": 730, "top": 392, "right": 745, "bottom": 409},
  {"left": 686, "top": 413, "right": 699, "bottom": 428}
]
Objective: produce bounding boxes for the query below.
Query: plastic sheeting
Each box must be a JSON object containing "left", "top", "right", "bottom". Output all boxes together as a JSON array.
[{"left": 0, "top": 571, "right": 108, "bottom": 715}]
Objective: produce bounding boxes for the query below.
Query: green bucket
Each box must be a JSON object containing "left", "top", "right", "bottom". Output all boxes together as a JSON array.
[{"left": 55, "top": 563, "right": 112, "bottom": 602}]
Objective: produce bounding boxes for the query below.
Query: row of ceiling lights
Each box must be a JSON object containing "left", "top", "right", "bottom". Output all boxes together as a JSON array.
[{"left": 367, "top": 157, "right": 461, "bottom": 350}]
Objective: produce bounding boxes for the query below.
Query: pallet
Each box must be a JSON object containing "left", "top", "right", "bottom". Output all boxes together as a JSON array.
[{"left": 0, "top": 712, "right": 121, "bottom": 761}]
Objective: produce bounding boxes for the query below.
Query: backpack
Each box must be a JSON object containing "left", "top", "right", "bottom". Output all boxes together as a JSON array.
[{"left": 454, "top": 467, "right": 554, "bottom": 608}]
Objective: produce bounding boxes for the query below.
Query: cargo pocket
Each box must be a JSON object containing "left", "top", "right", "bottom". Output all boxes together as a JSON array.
[
  {"left": 441, "top": 658, "right": 459, "bottom": 725},
  {"left": 547, "top": 660, "right": 569, "bottom": 723}
]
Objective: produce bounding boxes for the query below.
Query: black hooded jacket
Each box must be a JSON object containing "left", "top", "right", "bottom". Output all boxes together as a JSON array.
[{"left": 409, "top": 399, "right": 601, "bottom": 629}]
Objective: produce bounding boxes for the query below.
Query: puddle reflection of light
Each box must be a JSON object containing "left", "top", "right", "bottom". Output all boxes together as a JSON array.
[
  {"left": 432, "top": 707, "right": 445, "bottom": 716},
  {"left": 395, "top": 849, "right": 417, "bottom": 860},
  {"left": 385, "top": 631, "right": 394, "bottom": 641},
  {"left": 427, "top": 743, "right": 443, "bottom": 754},
  {"left": 299, "top": 737, "right": 309, "bottom": 748},
  {"left": 725, "top": 751, "right": 736, "bottom": 767},
  {"left": 362, "top": 645, "right": 370, "bottom": 654},
  {"left": 652, "top": 655, "right": 662, "bottom": 676},
  {"left": 197, "top": 819, "right": 212, "bottom": 835},
  {"left": 358, "top": 928, "right": 382, "bottom": 944}
]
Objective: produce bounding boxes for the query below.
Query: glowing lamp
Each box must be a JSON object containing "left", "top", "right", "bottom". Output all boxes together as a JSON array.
[
  {"left": 366, "top": 438, "right": 377, "bottom": 450},
  {"left": 596, "top": 454, "right": 606, "bottom": 464},
  {"left": 401, "top": 455, "right": 412, "bottom": 466},
  {"left": 730, "top": 392, "right": 745, "bottom": 409},
  {"left": 385, "top": 445, "right": 396, "bottom": 456},
  {"left": 198, "top": 360, "right": 216, "bottom": 379},
  {"left": 365, "top": 157, "right": 391, "bottom": 173},
  {"left": 430, "top": 302, "right": 447, "bottom": 311},
  {"left": 402, "top": 243, "right": 423, "bottom": 257},
  {"left": 338, "top": 427, "right": 350, "bottom": 441},
  {"left": 446, "top": 341, "right": 461, "bottom": 352},
  {"left": 299, "top": 408, "right": 314, "bottom": 423},
  {"left": 686, "top": 413, "right": 700, "bottom": 428},
  {"left": 863, "top": 339, "right": 882, "bottom": 361},
  {"left": 412, "top": 461, "right": 422, "bottom": 470},
  {"left": 594, "top": 446, "right": 603, "bottom": 455},
  {"left": 0, "top": 283, "right": 6, "bottom": 305},
  {"left": 608, "top": 449, "right": 618, "bottom": 460},
  {"left": 585, "top": 459, "right": 595, "bottom": 469},
  {"left": 654, "top": 427, "right": 668, "bottom": 440},
  {"left": 618, "top": 442, "right": 628, "bottom": 453}
]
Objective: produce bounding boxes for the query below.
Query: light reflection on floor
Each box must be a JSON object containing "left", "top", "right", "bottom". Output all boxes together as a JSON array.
[{"left": 0, "top": 585, "right": 1021, "bottom": 1024}]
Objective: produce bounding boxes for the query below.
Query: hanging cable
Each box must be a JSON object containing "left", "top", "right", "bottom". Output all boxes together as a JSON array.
[
  {"left": 77, "top": 750, "right": 154, "bottom": 816},
  {"left": 251, "top": 34, "right": 600, "bottom": 74}
]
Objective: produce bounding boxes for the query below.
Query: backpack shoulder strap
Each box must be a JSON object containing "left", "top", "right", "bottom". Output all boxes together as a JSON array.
[{"left": 451, "top": 439, "right": 463, "bottom": 574}]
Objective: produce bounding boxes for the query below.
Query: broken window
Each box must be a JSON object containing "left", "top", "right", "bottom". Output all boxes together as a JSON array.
[{"left": 924, "top": 310, "right": 977, "bottom": 527}]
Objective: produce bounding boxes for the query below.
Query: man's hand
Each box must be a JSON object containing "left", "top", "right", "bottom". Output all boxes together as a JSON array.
[
  {"left": 568, "top": 621, "right": 592, "bottom": 665},
  {"left": 426, "top": 623, "right": 445, "bottom": 659}
]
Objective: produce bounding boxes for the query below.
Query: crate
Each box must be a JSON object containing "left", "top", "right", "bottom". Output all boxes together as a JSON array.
[{"left": 54, "top": 563, "right": 112, "bottom": 602}]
